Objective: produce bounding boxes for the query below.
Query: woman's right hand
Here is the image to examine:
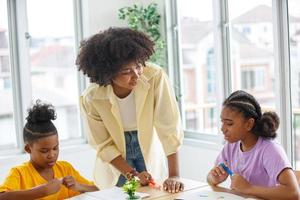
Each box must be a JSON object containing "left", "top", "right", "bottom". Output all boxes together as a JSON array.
[
  {"left": 137, "top": 171, "right": 152, "bottom": 186},
  {"left": 43, "top": 178, "right": 62, "bottom": 195},
  {"left": 208, "top": 165, "right": 228, "bottom": 185}
]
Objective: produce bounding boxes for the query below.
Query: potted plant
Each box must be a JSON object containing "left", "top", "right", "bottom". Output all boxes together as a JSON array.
[
  {"left": 122, "top": 177, "right": 141, "bottom": 200},
  {"left": 118, "top": 3, "right": 166, "bottom": 68}
]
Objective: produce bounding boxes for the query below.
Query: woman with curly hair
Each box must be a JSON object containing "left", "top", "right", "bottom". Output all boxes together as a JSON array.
[{"left": 77, "top": 27, "right": 184, "bottom": 192}]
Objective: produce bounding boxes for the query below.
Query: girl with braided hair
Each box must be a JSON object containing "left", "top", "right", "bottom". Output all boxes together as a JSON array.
[{"left": 207, "top": 90, "right": 299, "bottom": 200}]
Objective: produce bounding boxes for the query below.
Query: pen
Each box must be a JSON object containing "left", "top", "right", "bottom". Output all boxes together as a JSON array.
[
  {"left": 219, "top": 162, "right": 234, "bottom": 176},
  {"left": 148, "top": 179, "right": 161, "bottom": 190}
]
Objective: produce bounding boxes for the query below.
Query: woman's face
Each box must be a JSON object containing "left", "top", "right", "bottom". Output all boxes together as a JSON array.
[
  {"left": 25, "top": 134, "right": 59, "bottom": 170},
  {"left": 112, "top": 61, "right": 143, "bottom": 96},
  {"left": 220, "top": 106, "right": 254, "bottom": 143}
]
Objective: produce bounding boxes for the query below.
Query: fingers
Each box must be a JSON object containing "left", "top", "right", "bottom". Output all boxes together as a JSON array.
[
  {"left": 163, "top": 178, "right": 184, "bottom": 193},
  {"left": 211, "top": 166, "right": 226, "bottom": 177},
  {"left": 62, "top": 176, "right": 76, "bottom": 188},
  {"left": 138, "top": 171, "right": 152, "bottom": 186}
]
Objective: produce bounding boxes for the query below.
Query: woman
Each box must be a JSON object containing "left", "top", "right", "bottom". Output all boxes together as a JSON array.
[{"left": 77, "top": 27, "right": 184, "bottom": 193}]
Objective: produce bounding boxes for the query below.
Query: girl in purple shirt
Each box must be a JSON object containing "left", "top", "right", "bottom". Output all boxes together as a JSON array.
[{"left": 207, "top": 90, "right": 299, "bottom": 200}]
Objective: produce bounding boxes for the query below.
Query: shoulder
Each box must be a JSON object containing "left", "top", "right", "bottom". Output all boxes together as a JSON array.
[
  {"left": 6, "top": 162, "right": 31, "bottom": 178},
  {"left": 81, "top": 83, "right": 101, "bottom": 100},
  {"left": 11, "top": 162, "right": 31, "bottom": 172},
  {"left": 55, "top": 160, "right": 74, "bottom": 169},
  {"left": 259, "top": 138, "right": 287, "bottom": 157},
  {"left": 143, "top": 62, "right": 166, "bottom": 80}
]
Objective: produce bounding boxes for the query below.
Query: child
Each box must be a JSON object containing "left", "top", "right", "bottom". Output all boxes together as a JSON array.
[
  {"left": 207, "top": 90, "right": 299, "bottom": 200},
  {"left": 0, "top": 100, "right": 98, "bottom": 200}
]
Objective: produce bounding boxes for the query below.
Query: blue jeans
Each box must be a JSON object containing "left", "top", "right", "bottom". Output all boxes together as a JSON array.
[{"left": 116, "top": 131, "right": 147, "bottom": 187}]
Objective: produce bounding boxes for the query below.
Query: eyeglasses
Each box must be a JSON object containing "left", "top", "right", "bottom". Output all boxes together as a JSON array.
[{"left": 118, "top": 63, "right": 143, "bottom": 75}]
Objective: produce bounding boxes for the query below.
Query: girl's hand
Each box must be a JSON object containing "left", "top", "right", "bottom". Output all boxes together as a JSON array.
[
  {"left": 62, "top": 176, "right": 78, "bottom": 190},
  {"left": 209, "top": 165, "right": 228, "bottom": 185},
  {"left": 163, "top": 177, "right": 184, "bottom": 193},
  {"left": 44, "top": 178, "right": 62, "bottom": 195},
  {"left": 137, "top": 171, "right": 152, "bottom": 186},
  {"left": 230, "top": 174, "right": 251, "bottom": 194}
]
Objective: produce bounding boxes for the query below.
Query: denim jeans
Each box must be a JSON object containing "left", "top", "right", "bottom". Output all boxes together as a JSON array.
[{"left": 116, "top": 130, "right": 147, "bottom": 187}]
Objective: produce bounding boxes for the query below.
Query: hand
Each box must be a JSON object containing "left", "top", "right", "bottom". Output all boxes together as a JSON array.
[
  {"left": 163, "top": 177, "right": 184, "bottom": 193},
  {"left": 62, "top": 176, "right": 79, "bottom": 190},
  {"left": 137, "top": 171, "right": 152, "bottom": 186},
  {"left": 209, "top": 165, "right": 228, "bottom": 185},
  {"left": 230, "top": 174, "right": 251, "bottom": 194},
  {"left": 44, "top": 178, "right": 62, "bottom": 195}
]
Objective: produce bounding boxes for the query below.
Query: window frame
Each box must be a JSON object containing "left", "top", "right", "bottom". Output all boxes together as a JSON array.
[
  {"left": 167, "top": 0, "right": 294, "bottom": 165},
  {"left": 0, "top": 0, "right": 86, "bottom": 156}
]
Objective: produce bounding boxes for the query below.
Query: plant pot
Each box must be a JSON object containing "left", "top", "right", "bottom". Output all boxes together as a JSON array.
[{"left": 126, "top": 195, "right": 141, "bottom": 200}]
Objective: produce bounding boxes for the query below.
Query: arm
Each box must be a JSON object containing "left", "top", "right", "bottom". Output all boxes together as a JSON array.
[
  {"left": 162, "top": 151, "right": 184, "bottom": 193},
  {"left": 0, "top": 179, "right": 62, "bottom": 200},
  {"left": 231, "top": 168, "right": 299, "bottom": 200},
  {"left": 62, "top": 176, "right": 98, "bottom": 193},
  {"left": 110, "top": 156, "right": 152, "bottom": 185},
  {"left": 80, "top": 96, "right": 121, "bottom": 162},
  {"left": 110, "top": 155, "right": 133, "bottom": 176},
  {"left": 152, "top": 68, "right": 184, "bottom": 193},
  {"left": 167, "top": 153, "right": 180, "bottom": 177}
]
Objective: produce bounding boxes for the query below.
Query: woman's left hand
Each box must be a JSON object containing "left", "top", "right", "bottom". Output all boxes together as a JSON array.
[{"left": 163, "top": 177, "right": 184, "bottom": 193}]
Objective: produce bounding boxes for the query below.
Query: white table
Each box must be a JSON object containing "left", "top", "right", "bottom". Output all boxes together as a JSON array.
[{"left": 69, "top": 178, "right": 260, "bottom": 200}]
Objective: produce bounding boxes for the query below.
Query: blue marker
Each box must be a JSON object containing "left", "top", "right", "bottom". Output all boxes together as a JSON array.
[{"left": 219, "top": 163, "right": 234, "bottom": 176}]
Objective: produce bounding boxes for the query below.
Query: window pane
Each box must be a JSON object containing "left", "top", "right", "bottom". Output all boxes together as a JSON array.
[
  {"left": 228, "top": 0, "right": 276, "bottom": 109},
  {"left": 289, "top": 0, "right": 300, "bottom": 169},
  {"left": 27, "top": 0, "right": 80, "bottom": 140},
  {"left": 0, "top": 0, "right": 17, "bottom": 148},
  {"left": 178, "top": 0, "right": 219, "bottom": 133}
]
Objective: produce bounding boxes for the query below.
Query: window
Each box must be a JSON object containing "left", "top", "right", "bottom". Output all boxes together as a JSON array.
[
  {"left": 241, "top": 67, "right": 265, "bottom": 90},
  {"left": 0, "top": 0, "right": 84, "bottom": 153},
  {"left": 170, "top": 0, "right": 300, "bottom": 164},
  {"left": 289, "top": 0, "right": 300, "bottom": 169},
  {"left": 229, "top": 0, "right": 275, "bottom": 108},
  {"left": 176, "top": 0, "right": 220, "bottom": 134},
  {"left": 0, "top": 0, "right": 17, "bottom": 149},
  {"left": 27, "top": 0, "right": 80, "bottom": 140}
]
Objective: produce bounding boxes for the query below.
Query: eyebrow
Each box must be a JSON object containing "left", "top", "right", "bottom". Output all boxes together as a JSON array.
[
  {"left": 40, "top": 144, "right": 59, "bottom": 150},
  {"left": 221, "top": 118, "right": 233, "bottom": 122}
]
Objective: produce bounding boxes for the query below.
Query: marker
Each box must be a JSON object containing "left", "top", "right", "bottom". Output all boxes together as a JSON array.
[
  {"left": 148, "top": 179, "right": 161, "bottom": 190},
  {"left": 219, "top": 162, "right": 234, "bottom": 176}
]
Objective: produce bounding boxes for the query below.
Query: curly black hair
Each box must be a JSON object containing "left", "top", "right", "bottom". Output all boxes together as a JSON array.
[
  {"left": 23, "top": 100, "right": 57, "bottom": 143},
  {"left": 76, "top": 27, "right": 155, "bottom": 86},
  {"left": 223, "top": 90, "right": 279, "bottom": 139}
]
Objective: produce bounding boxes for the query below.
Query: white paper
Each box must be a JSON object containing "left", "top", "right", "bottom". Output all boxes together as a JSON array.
[
  {"left": 84, "top": 187, "right": 149, "bottom": 200},
  {"left": 177, "top": 190, "right": 254, "bottom": 200}
]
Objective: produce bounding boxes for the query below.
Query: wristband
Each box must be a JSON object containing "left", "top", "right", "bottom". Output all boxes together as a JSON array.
[{"left": 125, "top": 169, "right": 138, "bottom": 180}]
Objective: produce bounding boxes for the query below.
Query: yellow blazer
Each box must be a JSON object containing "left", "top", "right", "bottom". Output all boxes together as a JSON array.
[{"left": 80, "top": 63, "right": 184, "bottom": 189}]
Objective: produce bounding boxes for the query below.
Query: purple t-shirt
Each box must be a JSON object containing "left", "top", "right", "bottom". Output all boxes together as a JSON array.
[{"left": 215, "top": 137, "right": 291, "bottom": 187}]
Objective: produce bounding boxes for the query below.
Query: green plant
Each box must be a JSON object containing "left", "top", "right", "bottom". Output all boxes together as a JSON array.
[
  {"left": 122, "top": 177, "right": 140, "bottom": 199},
  {"left": 118, "top": 3, "right": 166, "bottom": 67}
]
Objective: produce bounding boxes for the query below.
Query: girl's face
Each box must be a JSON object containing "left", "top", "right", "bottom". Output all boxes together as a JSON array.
[
  {"left": 25, "top": 134, "right": 59, "bottom": 170},
  {"left": 220, "top": 106, "right": 254, "bottom": 143},
  {"left": 112, "top": 61, "right": 143, "bottom": 96}
]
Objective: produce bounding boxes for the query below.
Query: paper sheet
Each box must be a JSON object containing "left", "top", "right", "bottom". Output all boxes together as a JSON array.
[
  {"left": 177, "top": 190, "right": 255, "bottom": 200},
  {"left": 83, "top": 187, "right": 149, "bottom": 200}
]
